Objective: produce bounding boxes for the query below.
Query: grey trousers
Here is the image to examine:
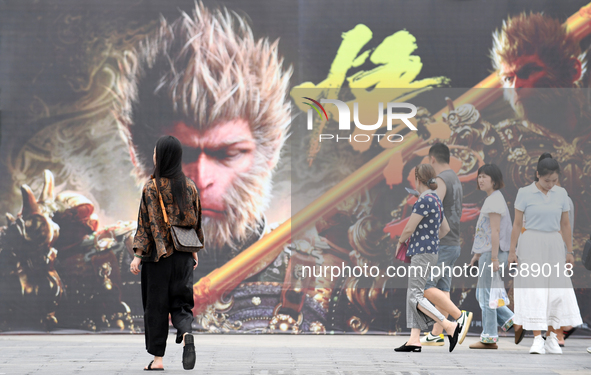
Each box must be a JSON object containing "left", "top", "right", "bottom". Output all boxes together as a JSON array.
[{"left": 406, "top": 253, "right": 446, "bottom": 330}]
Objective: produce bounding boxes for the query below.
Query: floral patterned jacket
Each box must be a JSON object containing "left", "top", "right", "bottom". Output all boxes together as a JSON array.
[{"left": 132, "top": 176, "right": 203, "bottom": 262}]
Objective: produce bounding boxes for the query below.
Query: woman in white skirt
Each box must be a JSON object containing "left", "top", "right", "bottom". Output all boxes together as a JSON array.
[{"left": 508, "top": 154, "right": 583, "bottom": 355}]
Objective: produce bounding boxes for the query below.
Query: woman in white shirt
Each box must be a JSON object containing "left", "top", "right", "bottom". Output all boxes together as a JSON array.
[
  {"left": 508, "top": 154, "right": 582, "bottom": 355},
  {"left": 468, "top": 164, "right": 514, "bottom": 349},
  {"left": 539, "top": 153, "right": 578, "bottom": 346}
]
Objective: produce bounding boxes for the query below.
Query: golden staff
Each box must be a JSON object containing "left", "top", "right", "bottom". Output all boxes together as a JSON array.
[{"left": 193, "top": 3, "right": 591, "bottom": 311}]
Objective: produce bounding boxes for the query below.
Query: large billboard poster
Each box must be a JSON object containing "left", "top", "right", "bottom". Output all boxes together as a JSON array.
[{"left": 1, "top": 0, "right": 590, "bottom": 335}]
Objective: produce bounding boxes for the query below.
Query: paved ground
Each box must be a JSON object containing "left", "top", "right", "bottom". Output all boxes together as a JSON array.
[{"left": 0, "top": 334, "right": 589, "bottom": 375}]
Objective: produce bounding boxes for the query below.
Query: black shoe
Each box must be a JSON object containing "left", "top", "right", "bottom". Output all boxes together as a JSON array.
[
  {"left": 563, "top": 327, "right": 577, "bottom": 340},
  {"left": 394, "top": 342, "right": 422, "bottom": 352},
  {"left": 448, "top": 323, "right": 461, "bottom": 353},
  {"left": 182, "top": 334, "right": 196, "bottom": 370}
]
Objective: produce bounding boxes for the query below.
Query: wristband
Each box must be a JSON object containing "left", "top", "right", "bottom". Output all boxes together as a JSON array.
[
  {"left": 491, "top": 258, "right": 498, "bottom": 261},
  {"left": 567, "top": 251, "right": 574, "bottom": 255},
  {"left": 134, "top": 253, "right": 143, "bottom": 259}
]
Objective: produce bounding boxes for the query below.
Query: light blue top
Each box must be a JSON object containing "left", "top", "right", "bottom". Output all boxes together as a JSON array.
[{"left": 514, "top": 182, "right": 570, "bottom": 232}]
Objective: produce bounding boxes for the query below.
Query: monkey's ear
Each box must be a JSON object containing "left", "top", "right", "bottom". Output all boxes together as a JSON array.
[{"left": 570, "top": 58, "right": 582, "bottom": 83}]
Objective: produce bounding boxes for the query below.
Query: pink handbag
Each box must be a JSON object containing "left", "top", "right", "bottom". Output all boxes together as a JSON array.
[{"left": 396, "top": 238, "right": 411, "bottom": 263}]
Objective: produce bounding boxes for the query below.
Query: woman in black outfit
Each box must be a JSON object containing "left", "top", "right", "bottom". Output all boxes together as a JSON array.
[{"left": 130, "top": 135, "right": 204, "bottom": 371}]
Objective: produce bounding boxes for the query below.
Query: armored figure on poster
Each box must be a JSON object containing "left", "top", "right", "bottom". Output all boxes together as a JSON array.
[
  {"left": 0, "top": 170, "right": 137, "bottom": 332},
  {"left": 440, "top": 13, "right": 591, "bottom": 242},
  {"left": 288, "top": 12, "right": 591, "bottom": 334}
]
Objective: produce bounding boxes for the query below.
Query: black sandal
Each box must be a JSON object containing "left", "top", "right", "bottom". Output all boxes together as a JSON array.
[
  {"left": 182, "top": 333, "right": 196, "bottom": 370},
  {"left": 563, "top": 327, "right": 577, "bottom": 340},
  {"left": 448, "top": 323, "right": 461, "bottom": 353},
  {"left": 144, "top": 360, "right": 164, "bottom": 371},
  {"left": 394, "top": 342, "right": 422, "bottom": 352}
]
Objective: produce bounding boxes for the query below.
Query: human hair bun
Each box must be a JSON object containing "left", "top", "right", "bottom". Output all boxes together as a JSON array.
[
  {"left": 538, "top": 152, "right": 553, "bottom": 162},
  {"left": 427, "top": 178, "right": 438, "bottom": 190},
  {"left": 415, "top": 164, "right": 438, "bottom": 189}
]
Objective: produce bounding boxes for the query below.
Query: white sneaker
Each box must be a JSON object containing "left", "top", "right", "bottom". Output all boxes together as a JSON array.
[
  {"left": 529, "top": 335, "right": 546, "bottom": 354},
  {"left": 587, "top": 347, "right": 591, "bottom": 354},
  {"left": 420, "top": 332, "right": 445, "bottom": 346},
  {"left": 545, "top": 332, "right": 562, "bottom": 354},
  {"left": 457, "top": 310, "right": 473, "bottom": 345}
]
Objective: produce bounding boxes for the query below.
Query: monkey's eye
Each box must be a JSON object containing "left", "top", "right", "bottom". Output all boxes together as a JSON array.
[
  {"left": 220, "top": 149, "right": 242, "bottom": 159},
  {"left": 208, "top": 148, "right": 246, "bottom": 161}
]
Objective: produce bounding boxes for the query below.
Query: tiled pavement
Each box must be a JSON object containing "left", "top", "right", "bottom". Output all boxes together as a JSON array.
[{"left": 0, "top": 334, "right": 589, "bottom": 375}]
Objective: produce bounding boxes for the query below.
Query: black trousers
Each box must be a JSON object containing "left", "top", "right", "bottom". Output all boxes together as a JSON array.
[{"left": 141, "top": 251, "right": 194, "bottom": 357}]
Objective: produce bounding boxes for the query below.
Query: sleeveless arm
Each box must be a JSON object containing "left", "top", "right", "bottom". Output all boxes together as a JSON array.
[{"left": 435, "top": 177, "right": 447, "bottom": 202}]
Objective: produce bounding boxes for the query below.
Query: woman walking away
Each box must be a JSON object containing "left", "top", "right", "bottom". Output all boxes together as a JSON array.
[
  {"left": 508, "top": 154, "right": 582, "bottom": 355},
  {"left": 394, "top": 164, "right": 462, "bottom": 353},
  {"left": 130, "top": 135, "right": 204, "bottom": 370},
  {"left": 468, "top": 164, "right": 514, "bottom": 349}
]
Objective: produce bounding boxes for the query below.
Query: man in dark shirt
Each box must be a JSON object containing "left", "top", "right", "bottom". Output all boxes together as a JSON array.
[{"left": 421, "top": 143, "right": 473, "bottom": 346}]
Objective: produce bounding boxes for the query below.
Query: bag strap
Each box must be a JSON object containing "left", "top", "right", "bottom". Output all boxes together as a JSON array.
[{"left": 152, "top": 177, "right": 170, "bottom": 227}]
